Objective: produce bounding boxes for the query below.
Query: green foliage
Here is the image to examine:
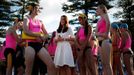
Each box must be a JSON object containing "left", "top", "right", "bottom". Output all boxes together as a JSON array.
[
  {"left": 0, "top": 0, "right": 40, "bottom": 40},
  {"left": 113, "top": 0, "right": 134, "bottom": 49},
  {"left": 10, "top": 0, "right": 39, "bottom": 20},
  {"left": 62, "top": 0, "right": 113, "bottom": 25},
  {"left": 0, "top": 1, "right": 13, "bottom": 38}
]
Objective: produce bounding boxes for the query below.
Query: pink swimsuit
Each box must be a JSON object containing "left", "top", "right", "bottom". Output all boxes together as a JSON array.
[
  {"left": 0, "top": 46, "right": 6, "bottom": 61},
  {"left": 27, "top": 18, "right": 43, "bottom": 42},
  {"left": 91, "top": 45, "right": 98, "bottom": 56},
  {"left": 112, "top": 33, "right": 121, "bottom": 49},
  {"left": 48, "top": 38, "right": 57, "bottom": 56},
  {"left": 97, "top": 17, "right": 107, "bottom": 34},
  {"left": 6, "top": 33, "right": 17, "bottom": 51},
  {"left": 122, "top": 33, "right": 132, "bottom": 52},
  {"left": 29, "top": 18, "right": 43, "bottom": 32},
  {"left": 77, "top": 27, "right": 86, "bottom": 41}
]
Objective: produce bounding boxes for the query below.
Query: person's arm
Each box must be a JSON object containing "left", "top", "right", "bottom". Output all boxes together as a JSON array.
[
  {"left": 40, "top": 21, "right": 49, "bottom": 41},
  {"left": 73, "top": 29, "right": 82, "bottom": 50},
  {"left": 8, "top": 27, "right": 21, "bottom": 43},
  {"left": 65, "top": 27, "right": 75, "bottom": 41},
  {"left": 41, "top": 21, "right": 48, "bottom": 35},
  {"left": 120, "top": 32, "right": 127, "bottom": 49},
  {"left": 95, "top": 23, "right": 99, "bottom": 36},
  {"left": 112, "top": 33, "right": 118, "bottom": 50},
  {"left": 103, "top": 14, "right": 110, "bottom": 38}
]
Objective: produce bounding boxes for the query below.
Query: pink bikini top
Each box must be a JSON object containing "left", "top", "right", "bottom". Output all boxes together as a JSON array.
[
  {"left": 29, "top": 18, "right": 43, "bottom": 32},
  {"left": 111, "top": 33, "right": 121, "bottom": 49},
  {"left": 27, "top": 18, "right": 43, "bottom": 42},
  {"left": 97, "top": 17, "right": 107, "bottom": 33},
  {"left": 91, "top": 45, "right": 98, "bottom": 56},
  {"left": 77, "top": 27, "right": 86, "bottom": 41},
  {"left": 124, "top": 34, "right": 131, "bottom": 49},
  {"left": 6, "top": 33, "right": 17, "bottom": 50}
]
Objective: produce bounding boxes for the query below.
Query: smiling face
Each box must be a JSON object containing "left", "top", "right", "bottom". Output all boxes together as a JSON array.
[
  {"left": 17, "top": 21, "right": 23, "bottom": 29},
  {"left": 60, "top": 15, "right": 68, "bottom": 27},
  {"left": 60, "top": 16, "right": 66, "bottom": 26},
  {"left": 32, "top": 6, "right": 40, "bottom": 15},
  {"left": 96, "top": 5, "right": 107, "bottom": 16},
  {"left": 78, "top": 17, "right": 86, "bottom": 26},
  {"left": 96, "top": 7, "right": 102, "bottom": 16}
]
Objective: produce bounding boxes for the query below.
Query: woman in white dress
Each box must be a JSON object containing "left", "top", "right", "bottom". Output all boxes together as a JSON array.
[{"left": 54, "top": 15, "right": 75, "bottom": 75}]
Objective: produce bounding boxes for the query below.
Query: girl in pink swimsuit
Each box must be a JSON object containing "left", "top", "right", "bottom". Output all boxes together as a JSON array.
[
  {"left": 48, "top": 31, "right": 56, "bottom": 58},
  {"left": 4, "top": 20, "right": 22, "bottom": 75},
  {"left": 119, "top": 23, "right": 133, "bottom": 75},
  {"left": 111, "top": 23, "right": 123, "bottom": 75},
  {"left": 90, "top": 35, "right": 99, "bottom": 75},
  {"left": 76, "top": 14, "right": 96, "bottom": 75},
  {"left": 95, "top": 4, "right": 113, "bottom": 75},
  {"left": 23, "top": 3, "right": 56, "bottom": 75}
]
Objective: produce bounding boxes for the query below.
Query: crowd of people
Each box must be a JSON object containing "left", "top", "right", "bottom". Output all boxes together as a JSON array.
[{"left": 0, "top": 2, "right": 133, "bottom": 75}]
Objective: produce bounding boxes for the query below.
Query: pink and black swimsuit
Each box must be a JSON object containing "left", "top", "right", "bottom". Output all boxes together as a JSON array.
[{"left": 27, "top": 18, "right": 44, "bottom": 53}]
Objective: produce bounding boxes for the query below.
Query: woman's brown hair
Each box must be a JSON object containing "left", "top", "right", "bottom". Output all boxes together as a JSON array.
[{"left": 57, "top": 15, "right": 69, "bottom": 33}]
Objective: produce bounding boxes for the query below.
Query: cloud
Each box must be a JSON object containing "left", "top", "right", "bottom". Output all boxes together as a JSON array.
[{"left": 37, "top": 0, "right": 67, "bottom": 33}]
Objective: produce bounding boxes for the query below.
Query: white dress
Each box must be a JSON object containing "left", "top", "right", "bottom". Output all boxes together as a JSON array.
[{"left": 54, "top": 27, "right": 75, "bottom": 67}]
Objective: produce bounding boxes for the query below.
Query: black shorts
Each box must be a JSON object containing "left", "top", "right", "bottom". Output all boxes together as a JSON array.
[
  {"left": 28, "top": 42, "right": 43, "bottom": 53},
  {"left": 123, "top": 50, "right": 133, "bottom": 55},
  {"left": 16, "top": 45, "right": 25, "bottom": 68},
  {"left": 99, "top": 41, "right": 103, "bottom": 47},
  {"left": 4, "top": 48, "right": 16, "bottom": 67}
]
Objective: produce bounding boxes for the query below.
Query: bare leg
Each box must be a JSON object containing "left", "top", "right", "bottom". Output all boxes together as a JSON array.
[
  {"left": 85, "top": 49, "right": 97, "bottom": 75},
  {"left": 37, "top": 47, "right": 56, "bottom": 75},
  {"left": 24, "top": 46, "right": 35, "bottom": 75},
  {"left": 6, "top": 53, "right": 12, "bottom": 75},
  {"left": 113, "top": 54, "right": 117, "bottom": 75},
  {"left": 113, "top": 53, "right": 124, "bottom": 75},
  {"left": 59, "top": 67, "right": 66, "bottom": 75},
  {"left": 17, "top": 66, "right": 24, "bottom": 75},
  {"left": 65, "top": 66, "right": 72, "bottom": 75},
  {"left": 123, "top": 54, "right": 133, "bottom": 75},
  {"left": 77, "top": 51, "right": 86, "bottom": 75},
  {"left": 94, "top": 56, "right": 98, "bottom": 75},
  {"left": 101, "top": 40, "right": 113, "bottom": 75},
  {"left": 71, "top": 67, "right": 77, "bottom": 75}
]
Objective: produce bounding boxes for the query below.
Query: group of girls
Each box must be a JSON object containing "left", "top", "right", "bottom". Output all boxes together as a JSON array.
[{"left": 3, "top": 2, "right": 133, "bottom": 75}]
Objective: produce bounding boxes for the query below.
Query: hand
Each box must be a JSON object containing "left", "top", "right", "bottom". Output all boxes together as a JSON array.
[
  {"left": 58, "top": 36, "right": 64, "bottom": 41},
  {"left": 102, "top": 33, "right": 109, "bottom": 39},
  {"left": 40, "top": 35, "right": 47, "bottom": 42},
  {"left": 36, "top": 36, "right": 43, "bottom": 42}
]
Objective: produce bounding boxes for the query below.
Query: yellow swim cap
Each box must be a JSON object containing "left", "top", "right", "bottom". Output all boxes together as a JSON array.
[{"left": 78, "top": 13, "right": 87, "bottom": 19}]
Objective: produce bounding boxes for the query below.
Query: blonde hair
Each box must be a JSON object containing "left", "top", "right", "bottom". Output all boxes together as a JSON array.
[
  {"left": 78, "top": 13, "right": 87, "bottom": 20},
  {"left": 98, "top": 4, "right": 107, "bottom": 13}
]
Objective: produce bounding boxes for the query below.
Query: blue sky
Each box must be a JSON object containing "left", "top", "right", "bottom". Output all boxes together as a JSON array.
[{"left": 37, "top": 0, "right": 68, "bottom": 33}]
